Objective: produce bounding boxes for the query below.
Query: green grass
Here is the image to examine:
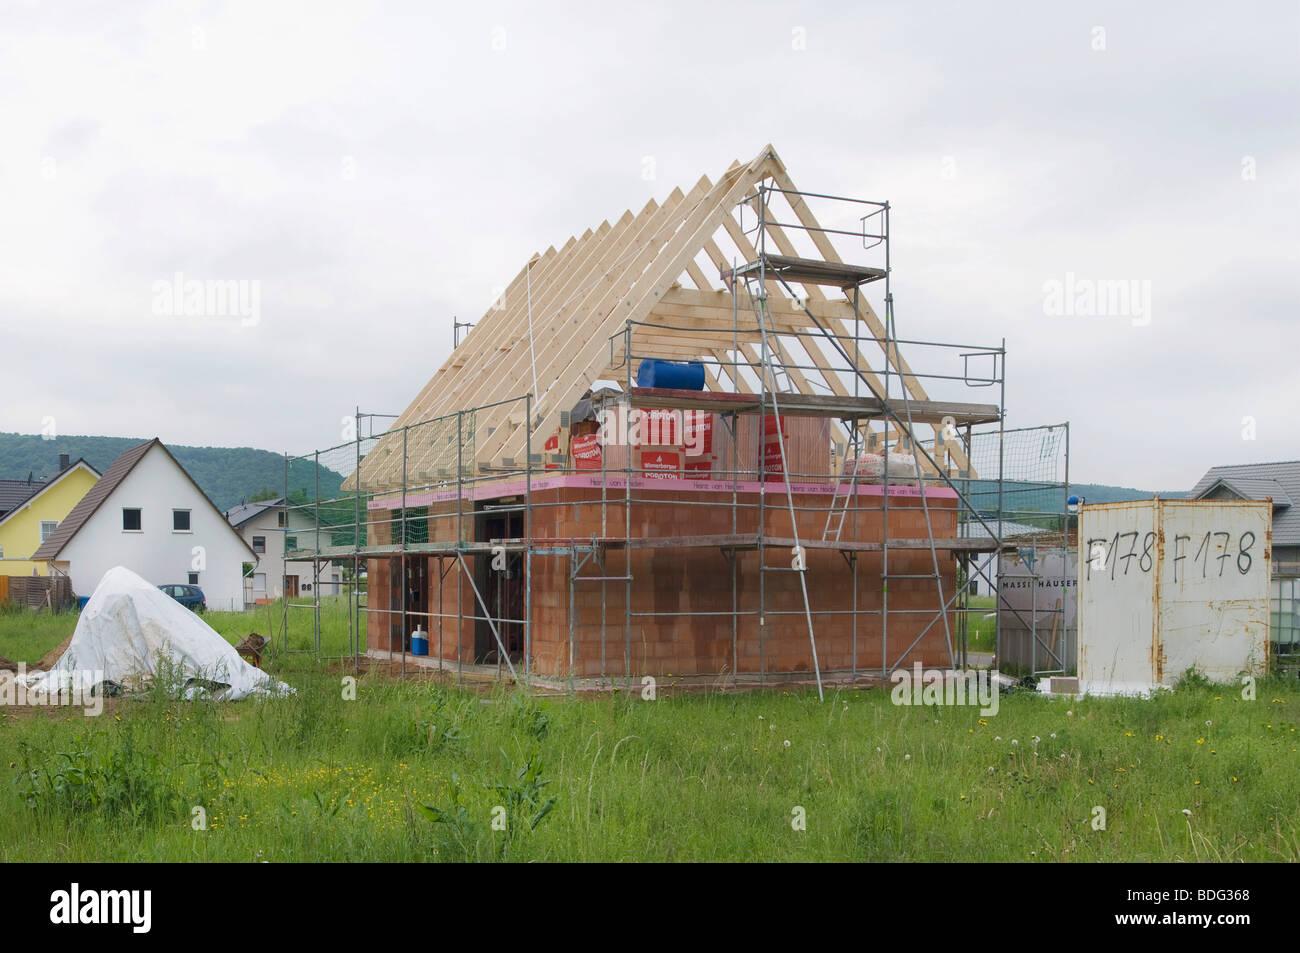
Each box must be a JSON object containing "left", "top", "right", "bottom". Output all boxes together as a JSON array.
[
  {"left": 0, "top": 603, "right": 80, "bottom": 665},
  {"left": 963, "top": 595, "right": 996, "bottom": 654},
  {"left": 1, "top": 607, "right": 1297, "bottom": 861}
]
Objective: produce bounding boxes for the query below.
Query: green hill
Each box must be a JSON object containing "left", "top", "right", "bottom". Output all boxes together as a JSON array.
[
  {"left": 0, "top": 433, "right": 344, "bottom": 512},
  {"left": 1067, "top": 481, "right": 1187, "bottom": 504},
  {"left": 960, "top": 477, "right": 1186, "bottom": 516}
]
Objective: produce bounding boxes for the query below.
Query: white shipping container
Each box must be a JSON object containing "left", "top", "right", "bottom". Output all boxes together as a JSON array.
[{"left": 1077, "top": 499, "right": 1270, "bottom": 694}]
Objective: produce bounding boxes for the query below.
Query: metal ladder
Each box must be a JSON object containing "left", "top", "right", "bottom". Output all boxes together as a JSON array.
[
  {"left": 740, "top": 267, "right": 825, "bottom": 701},
  {"left": 823, "top": 423, "right": 862, "bottom": 541},
  {"left": 744, "top": 286, "right": 794, "bottom": 394},
  {"left": 768, "top": 350, "right": 795, "bottom": 393}
]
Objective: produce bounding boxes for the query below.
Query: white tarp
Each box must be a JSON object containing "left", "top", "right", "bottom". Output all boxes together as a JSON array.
[{"left": 23, "top": 566, "right": 291, "bottom": 701}]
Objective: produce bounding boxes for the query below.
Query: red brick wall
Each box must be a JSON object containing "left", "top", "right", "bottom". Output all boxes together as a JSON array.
[{"left": 366, "top": 485, "right": 959, "bottom": 679}]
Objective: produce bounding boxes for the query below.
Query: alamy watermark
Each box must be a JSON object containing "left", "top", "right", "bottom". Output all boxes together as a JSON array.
[
  {"left": 1042, "top": 272, "right": 1151, "bottom": 327},
  {"left": 151, "top": 271, "right": 261, "bottom": 326},
  {"left": 49, "top": 883, "right": 150, "bottom": 933},
  {"left": 0, "top": 665, "right": 106, "bottom": 716},
  {"left": 595, "top": 405, "right": 709, "bottom": 455},
  {"left": 890, "top": 663, "right": 999, "bottom": 716}
]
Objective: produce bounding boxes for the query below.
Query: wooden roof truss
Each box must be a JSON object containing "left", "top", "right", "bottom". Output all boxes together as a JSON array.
[{"left": 350, "top": 145, "right": 997, "bottom": 491}]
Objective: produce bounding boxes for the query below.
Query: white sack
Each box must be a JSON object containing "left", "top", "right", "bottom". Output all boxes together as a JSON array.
[{"left": 844, "top": 452, "right": 919, "bottom": 484}]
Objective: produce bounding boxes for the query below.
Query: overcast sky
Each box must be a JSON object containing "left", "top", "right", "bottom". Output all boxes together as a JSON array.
[{"left": 1, "top": 0, "right": 1296, "bottom": 489}]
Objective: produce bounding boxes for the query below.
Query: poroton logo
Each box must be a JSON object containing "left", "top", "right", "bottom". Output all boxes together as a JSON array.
[{"left": 49, "top": 883, "right": 151, "bottom": 933}]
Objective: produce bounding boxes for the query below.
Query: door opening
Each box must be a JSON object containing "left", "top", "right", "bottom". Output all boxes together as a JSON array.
[
  {"left": 473, "top": 501, "right": 525, "bottom": 664},
  {"left": 388, "top": 555, "right": 429, "bottom": 652}
]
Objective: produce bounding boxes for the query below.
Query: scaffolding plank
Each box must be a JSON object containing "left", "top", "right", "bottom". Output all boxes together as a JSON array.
[
  {"left": 595, "top": 534, "right": 1008, "bottom": 553},
  {"left": 306, "top": 533, "right": 1007, "bottom": 560},
  {"left": 731, "top": 254, "right": 887, "bottom": 289},
  {"left": 614, "top": 387, "right": 1000, "bottom": 426}
]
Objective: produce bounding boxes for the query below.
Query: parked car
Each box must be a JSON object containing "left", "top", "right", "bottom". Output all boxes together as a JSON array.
[{"left": 160, "top": 584, "right": 206, "bottom": 612}]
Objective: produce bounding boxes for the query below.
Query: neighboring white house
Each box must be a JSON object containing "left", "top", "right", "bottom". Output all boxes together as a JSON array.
[
  {"left": 32, "top": 439, "right": 255, "bottom": 610},
  {"left": 225, "top": 497, "right": 343, "bottom": 604}
]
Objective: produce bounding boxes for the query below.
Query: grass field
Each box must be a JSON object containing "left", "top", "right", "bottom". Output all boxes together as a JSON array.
[
  {"left": 963, "top": 595, "right": 997, "bottom": 654},
  {"left": 1, "top": 605, "right": 1297, "bottom": 862}
]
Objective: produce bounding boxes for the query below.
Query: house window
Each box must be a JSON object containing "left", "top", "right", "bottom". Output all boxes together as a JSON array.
[
  {"left": 254, "top": 572, "right": 267, "bottom": 591},
  {"left": 286, "top": 535, "right": 298, "bottom": 551},
  {"left": 123, "top": 508, "right": 142, "bottom": 531},
  {"left": 39, "top": 520, "right": 58, "bottom": 542},
  {"left": 277, "top": 511, "right": 285, "bottom": 527},
  {"left": 252, "top": 536, "right": 266, "bottom": 554},
  {"left": 173, "top": 509, "right": 191, "bottom": 532},
  {"left": 1272, "top": 577, "right": 1300, "bottom": 659}
]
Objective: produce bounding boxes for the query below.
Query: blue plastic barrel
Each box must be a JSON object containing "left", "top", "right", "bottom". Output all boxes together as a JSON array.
[
  {"left": 636, "top": 359, "right": 705, "bottom": 390},
  {"left": 411, "top": 626, "right": 428, "bottom": 656},
  {"left": 77, "top": 596, "right": 90, "bottom": 610}
]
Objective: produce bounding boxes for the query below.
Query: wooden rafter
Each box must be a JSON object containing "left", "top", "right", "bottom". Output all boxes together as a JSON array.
[{"left": 346, "top": 146, "right": 988, "bottom": 491}]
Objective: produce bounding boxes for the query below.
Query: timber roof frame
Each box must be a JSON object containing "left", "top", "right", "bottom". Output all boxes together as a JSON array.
[{"left": 349, "top": 145, "right": 994, "bottom": 491}]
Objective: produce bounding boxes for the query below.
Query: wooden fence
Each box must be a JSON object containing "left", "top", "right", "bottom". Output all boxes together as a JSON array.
[{"left": 0, "top": 575, "right": 74, "bottom": 610}]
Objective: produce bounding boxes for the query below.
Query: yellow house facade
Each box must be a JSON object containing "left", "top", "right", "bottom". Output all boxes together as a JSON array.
[{"left": 0, "top": 459, "right": 100, "bottom": 578}]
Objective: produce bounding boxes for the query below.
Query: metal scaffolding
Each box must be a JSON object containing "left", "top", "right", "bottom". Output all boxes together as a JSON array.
[{"left": 278, "top": 184, "right": 1038, "bottom": 694}]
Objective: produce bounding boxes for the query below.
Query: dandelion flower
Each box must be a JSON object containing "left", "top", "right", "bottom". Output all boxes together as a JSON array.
[
  {"left": 904, "top": 753, "right": 911, "bottom": 761},
  {"left": 783, "top": 739, "right": 790, "bottom": 748},
  {"left": 1182, "top": 808, "right": 1192, "bottom": 816}
]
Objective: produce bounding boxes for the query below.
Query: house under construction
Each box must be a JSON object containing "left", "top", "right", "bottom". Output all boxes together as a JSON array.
[{"left": 286, "top": 145, "right": 1022, "bottom": 694}]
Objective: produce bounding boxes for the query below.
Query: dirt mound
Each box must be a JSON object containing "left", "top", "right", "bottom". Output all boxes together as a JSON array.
[
  {"left": 35, "top": 633, "right": 74, "bottom": 671},
  {"left": 0, "top": 655, "right": 17, "bottom": 672}
]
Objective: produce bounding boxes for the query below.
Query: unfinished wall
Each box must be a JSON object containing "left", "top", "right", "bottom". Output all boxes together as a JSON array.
[{"left": 367, "top": 482, "right": 959, "bottom": 680}]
